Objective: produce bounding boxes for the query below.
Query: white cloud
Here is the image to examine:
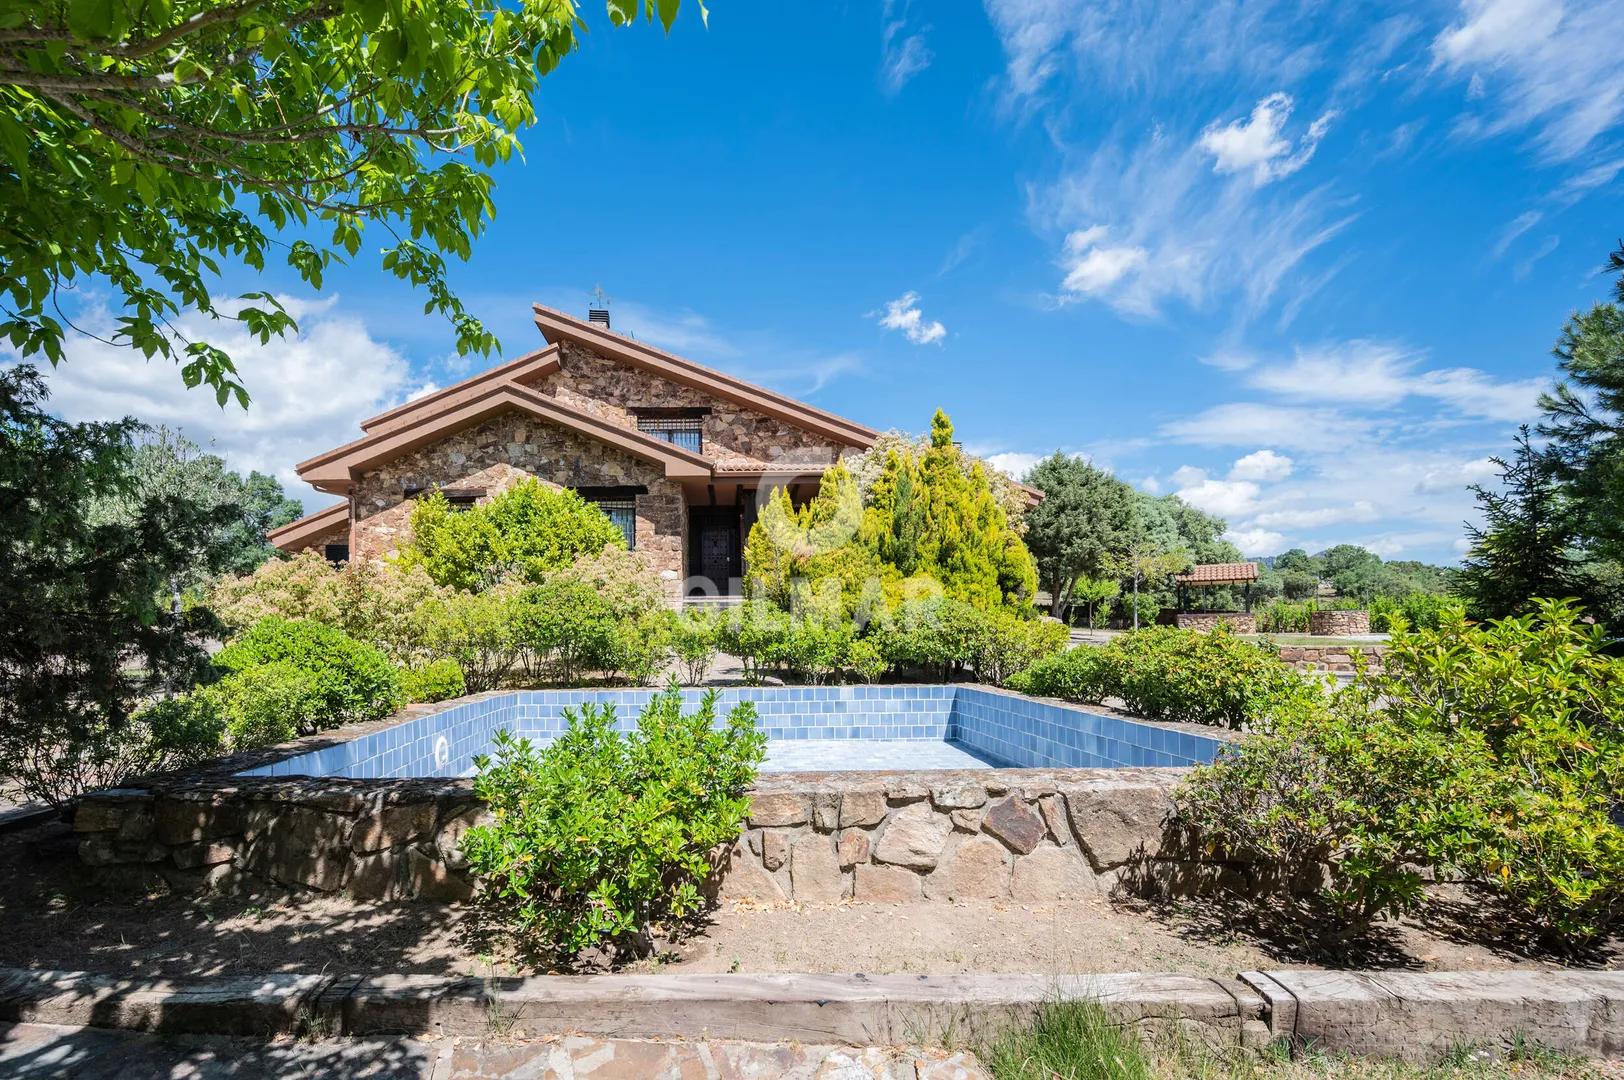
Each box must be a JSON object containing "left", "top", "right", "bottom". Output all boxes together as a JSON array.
[
  {"left": 8, "top": 295, "right": 425, "bottom": 512},
  {"left": 875, "top": 291, "right": 948, "bottom": 345},
  {"left": 1490, "top": 210, "right": 1542, "bottom": 259},
  {"left": 880, "top": 4, "right": 933, "bottom": 96},
  {"left": 1432, "top": 0, "right": 1624, "bottom": 161},
  {"left": 1415, "top": 457, "right": 1499, "bottom": 493},
  {"left": 1227, "top": 527, "right": 1288, "bottom": 556},
  {"left": 985, "top": 451, "right": 1043, "bottom": 479},
  {"left": 1059, "top": 226, "right": 1150, "bottom": 299},
  {"left": 1175, "top": 475, "right": 1263, "bottom": 518},
  {"left": 1199, "top": 92, "right": 1336, "bottom": 185},
  {"left": 1229, "top": 449, "right": 1294, "bottom": 482},
  {"left": 1252, "top": 501, "right": 1378, "bottom": 529},
  {"left": 1161, "top": 402, "right": 1373, "bottom": 451},
  {"left": 1244, "top": 340, "right": 1544, "bottom": 422}
]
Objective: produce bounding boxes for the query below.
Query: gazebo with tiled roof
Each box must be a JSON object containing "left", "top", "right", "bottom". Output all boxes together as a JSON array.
[{"left": 1171, "top": 561, "right": 1260, "bottom": 632}]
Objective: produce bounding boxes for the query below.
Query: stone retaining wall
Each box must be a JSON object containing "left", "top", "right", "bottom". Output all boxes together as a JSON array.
[
  {"left": 1175, "top": 612, "right": 1257, "bottom": 633},
  {"left": 1308, "top": 609, "right": 1371, "bottom": 636},
  {"left": 75, "top": 768, "right": 1245, "bottom": 905}
]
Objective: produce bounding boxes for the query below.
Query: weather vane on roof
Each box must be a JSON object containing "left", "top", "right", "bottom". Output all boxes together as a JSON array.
[{"left": 589, "top": 284, "right": 612, "bottom": 311}]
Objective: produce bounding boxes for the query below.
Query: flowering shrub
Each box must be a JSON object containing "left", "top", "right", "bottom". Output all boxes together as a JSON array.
[{"left": 462, "top": 687, "right": 765, "bottom": 963}]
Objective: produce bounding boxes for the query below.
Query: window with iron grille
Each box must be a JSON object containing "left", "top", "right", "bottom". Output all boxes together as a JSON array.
[
  {"left": 590, "top": 498, "right": 637, "bottom": 549},
  {"left": 636, "top": 415, "right": 703, "bottom": 454},
  {"left": 404, "top": 486, "right": 481, "bottom": 512}
]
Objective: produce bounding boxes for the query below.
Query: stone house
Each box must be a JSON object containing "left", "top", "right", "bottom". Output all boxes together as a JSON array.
[{"left": 268, "top": 304, "right": 880, "bottom": 598}]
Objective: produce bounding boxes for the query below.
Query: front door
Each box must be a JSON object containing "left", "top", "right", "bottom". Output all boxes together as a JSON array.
[{"left": 689, "top": 507, "right": 742, "bottom": 593}]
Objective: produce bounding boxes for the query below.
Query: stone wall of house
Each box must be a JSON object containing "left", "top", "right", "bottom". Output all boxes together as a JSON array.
[
  {"left": 348, "top": 408, "right": 686, "bottom": 586},
  {"left": 531, "top": 342, "right": 853, "bottom": 478},
  {"left": 1174, "top": 612, "right": 1257, "bottom": 634},
  {"left": 1308, "top": 609, "right": 1372, "bottom": 636},
  {"left": 75, "top": 768, "right": 1252, "bottom": 905}
]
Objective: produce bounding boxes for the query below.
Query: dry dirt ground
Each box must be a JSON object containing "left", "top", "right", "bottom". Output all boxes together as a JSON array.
[{"left": 1, "top": 820, "right": 1616, "bottom": 981}]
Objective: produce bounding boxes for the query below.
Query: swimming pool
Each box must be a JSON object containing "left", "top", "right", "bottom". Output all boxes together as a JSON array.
[{"left": 236, "top": 685, "right": 1227, "bottom": 780}]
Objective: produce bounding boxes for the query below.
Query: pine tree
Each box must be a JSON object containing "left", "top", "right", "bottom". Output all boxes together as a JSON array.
[{"left": 1455, "top": 427, "right": 1581, "bottom": 620}]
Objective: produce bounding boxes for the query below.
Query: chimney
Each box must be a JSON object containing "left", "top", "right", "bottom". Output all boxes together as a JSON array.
[{"left": 587, "top": 285, "right": 611, "bottom": 329}]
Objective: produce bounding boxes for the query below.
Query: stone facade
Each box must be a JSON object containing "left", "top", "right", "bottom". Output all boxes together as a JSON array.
[
  {"left": 533, "top": 342, "right": 851, "bottom": 477},
  {"left": 282, "top": 520, "right": 349, "bottom": 557},
  {"left": 1174, "top": 612, "right": 1257, "bottom": 634},
  {"left": 75, "top": 767, "right": 1251, "bottom": 906},
  {"left": 1308, "top": 609, "right": 1371, "bottom": 636},
  {"left": 348, "top": 410, "right": 686, "bottom": 584}
]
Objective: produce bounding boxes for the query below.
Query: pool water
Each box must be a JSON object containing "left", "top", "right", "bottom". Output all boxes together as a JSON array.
[{"left": 237, "top": 685, "right": 1225, "bottom": 780}]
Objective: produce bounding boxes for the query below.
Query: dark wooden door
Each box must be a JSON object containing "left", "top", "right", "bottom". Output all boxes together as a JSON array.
[{"left": 689, "top": 507, "right": 742, "bottom": 592}]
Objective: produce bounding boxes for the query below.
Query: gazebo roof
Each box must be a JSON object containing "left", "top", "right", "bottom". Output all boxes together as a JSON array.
[{"left": 1173, "top": 562, "right": 1260, "bottom": 587}]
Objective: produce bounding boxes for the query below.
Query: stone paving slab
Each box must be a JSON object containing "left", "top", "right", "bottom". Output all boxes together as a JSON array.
[{"left": 0, "top": 1022, "right": 986, "bottom": 1079}]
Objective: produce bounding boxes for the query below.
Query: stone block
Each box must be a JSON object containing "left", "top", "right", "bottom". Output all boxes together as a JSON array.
[
  {"left": 717, "top": 840, "right": 785, "bottom": 903},
  {"left": 924, "top": 837, "right": 1009, "bottom": 901},
  {"left": 811, "top": 789, "right": 841, "bottom": 832},
  {"left": 1011, "top": 845, "right": 1096, "bottom": 901},
  {"left": 853, "top": 863, "right": 923, "bottom": 903},
  {"left": 349, "top": 851, "right": 402, "bottom": 900},
  {"left": 1038, "top": 794, "right": 1071, "bottom": 846},
  {"left": 171, "top": 841, "right": 237, "bottom": 870},
  {"left": 404, "top": 846, "right": 473, "bottom": 902},
  {"left": 352, "top": 801, "right": 438, "bottom": 853},
  {"left": 1064, "top": 778, "right": 1175, "bottom": 872},
  {"left": 982, "top": 796, "right": 1046, "bottom": 855},
  {"left": 789, "top": 834, "right": 847, "bottom": 902},
  {"left": 433, "top": 805, "right": 492, "bottom": 871},
  {"left": 836, "top": 828, "right": 870, "bottom": 868},
  {"left": 883, "top": 776, "right": 931, "bottom": 802},
  {"left": 761, "top": 829, "right": 790, "bottom": 872},
  {"left": 872, "top": 803, "right": 951, "bottom": 870},
  {"left": 930, "top": 779, "right": 986, "bottom": 810},
  {"left": 155, "top": 797, "right": 246, "bottom": 845},
  {"left": 748, "top": 791, "right": 809, "bottom": 827},
  {"left": 839, "top": 788, "right": 888, "bottom": 828},
  {"left": 949, "top": 808, "right": 984, "bottom": 833}
]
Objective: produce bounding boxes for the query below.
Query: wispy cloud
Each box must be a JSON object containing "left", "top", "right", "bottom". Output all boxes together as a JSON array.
[
  {"left": 1431, "top": 0, "right": 1624, "bottom": 162},
  {"left": 880, "top": 0, "right": 932, "bottom": 96},
  {"left": 874, "top": 291, "right": 948, "bottom": 345}
]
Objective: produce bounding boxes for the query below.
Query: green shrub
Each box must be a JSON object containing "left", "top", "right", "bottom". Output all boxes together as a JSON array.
[
  {"left": 519, "top": 578, "right": 626, "bottom": 684},
  {"left": 1110, "top": 626, "right": 1312, "bottom": 729},
  {"left": 1177, "top": 600, "right": 1624, "bottom": 950},
  {"left": 719, "top": 601, "right": 792, "bottom": 684},
  {"left": 669, "top": 608, "right": 721, "bottom": 684},
  {"left": 779, "top": 618, "right": 856, "bottom": 685},
  {"left": 970, "top": 609, "right": 1069, "bottom": 684},
  {"left": 400, "top": 479, "right": 626, "bottom": 590},
  {"left": 844, "top": 637, "right": 889, "bottom": 683},
  {"left": 204, "top": 661, "right": 317, "bottom": 746},
  {"left": 400, "top": 658, "right": 467, "bottom": 703},
  {"left": 1256, "top": 598, "right": 1316, "bottom": 634},
  {"left": 462, "top": 687, "right": 766, "bottom": 962},
  {"left": 1006, "top": 645, "right": 1116, "bottom": 703},
  {"left": 1367, "top": 591, "right": 1464, "bottom": 633},
  {"left": 869, "top": 595, "right": 983, "bottom": 679},
  {"left": 1362, "top": 600, "right": 1624, "bottom": 945},
  {"left": 214, "top": 617, "right": 404, "bottom": 730},
  {"left": 413, "top": 586, "right": 525, "bottom": 692},
  {"left": 126, "top": 694, "right": 229, "bottom": 769}
]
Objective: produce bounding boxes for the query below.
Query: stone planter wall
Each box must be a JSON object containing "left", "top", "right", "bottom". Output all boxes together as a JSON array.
[
  {"left": 76, "top": 767, "right": 1249, "bottom": 905},
  {"left": 1174, "top": 612, "right": 1257, "bottom": 634},
  {"left": 1308, "top": 609, "right": 1371, "bottom": 636},
  {"left": 1276, "top": 644, "right": 1385, "bottom": 676}
]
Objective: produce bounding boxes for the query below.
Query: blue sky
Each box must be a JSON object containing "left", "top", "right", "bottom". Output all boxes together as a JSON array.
[{"left": 27, "top": 0, "right": 1624, "bottom": 564}]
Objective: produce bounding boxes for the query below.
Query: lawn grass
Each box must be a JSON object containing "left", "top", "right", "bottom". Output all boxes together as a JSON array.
[{"left": 979, "top": 1000, "right": 1611, "bottom": 1080}]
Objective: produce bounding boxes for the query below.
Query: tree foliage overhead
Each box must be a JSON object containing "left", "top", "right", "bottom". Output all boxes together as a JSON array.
[{"left": 0, "top": 0, "right": 691, "bottom": 403}]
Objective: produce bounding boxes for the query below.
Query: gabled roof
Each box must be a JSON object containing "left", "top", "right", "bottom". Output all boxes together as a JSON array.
[
  {"left": 298, "top": 382, "right": 713, "bottom": 493},
  {"left": 358, "top": 345, "right": 561, "bottom": 436},
  {"left": 531, "top": 304, "right": 878, "bottom": 448},
  {"left": 1173, "top": 562, "right": 1259, "bottom": 586},
  {"left": 266, "top": 501, "right": 348, "bottom": 549}
]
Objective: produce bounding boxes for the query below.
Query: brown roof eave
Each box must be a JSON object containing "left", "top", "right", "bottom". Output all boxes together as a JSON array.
[{"left": 266, "top": 501, "right": 347, "bottom": 550}]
